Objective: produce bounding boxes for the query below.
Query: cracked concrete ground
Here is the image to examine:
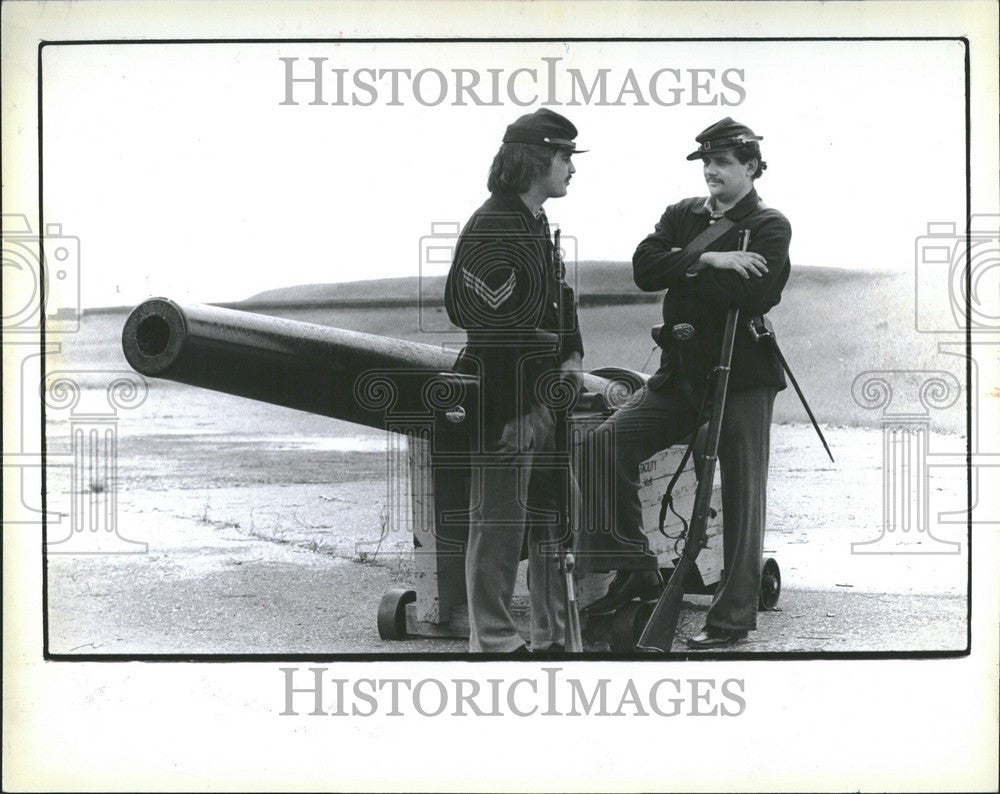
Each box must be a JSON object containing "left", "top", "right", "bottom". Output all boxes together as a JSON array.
[{"left": 45, "top": 392, "right": 968, "bottom": 656}]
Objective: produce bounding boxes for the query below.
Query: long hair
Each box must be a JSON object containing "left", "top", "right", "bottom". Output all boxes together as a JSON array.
[
  {"left": 733, "top": 142, "right": 767, "bottom": 179},
  {"left": 486, "top": 143, "right": 557, "bottom": 193}
]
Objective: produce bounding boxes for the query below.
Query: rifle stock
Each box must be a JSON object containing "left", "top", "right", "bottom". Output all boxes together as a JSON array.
[{"left": 636, "top": 306, "right": 741, "bottom": 652}]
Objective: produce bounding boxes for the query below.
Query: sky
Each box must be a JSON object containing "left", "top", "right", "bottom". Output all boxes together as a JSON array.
[{"left": 37, "top": 38, "right": 966, "bottom": 308}]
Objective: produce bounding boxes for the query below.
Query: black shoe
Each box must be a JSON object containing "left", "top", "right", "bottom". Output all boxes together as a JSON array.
[
  {"left": 605, "top": 570, "right": 633, "bottom": 595},
  {"left": 533, "top": 643, "right": 566, "bottom": 655},
  {"left": 508, "top": 643, "right": 531, "bottom": 655},
  {"left": 685, "top": 627, "right": 748, "bottom": 649},
  {"left": 581, "top": 570, "right": 663, "bottom": 616}
]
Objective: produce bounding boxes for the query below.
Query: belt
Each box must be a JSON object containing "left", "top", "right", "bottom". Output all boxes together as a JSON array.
[{"left": 651, "top": 317, "right": 834, "bottom": 463}]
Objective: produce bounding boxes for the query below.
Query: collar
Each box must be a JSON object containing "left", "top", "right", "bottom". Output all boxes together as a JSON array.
[
  {"left": 702, "top": 196, "right": 725, "bottom": 219},
  {"left": 693, "top": 187, "right": 760, "bottom": 221},
  {"left": 492, "top": 191, "right": 546, "bottom": 225},
  {"left": 522, "top": 196, "right": 548, "bottom": 221}
]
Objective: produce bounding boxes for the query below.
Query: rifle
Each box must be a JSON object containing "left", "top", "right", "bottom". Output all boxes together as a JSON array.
[
  {"left": 636, "top": 230, "right": 749, "bottom": 653},
  {"left": 551, "top": 225, "right": 584, "bottom": 653},
  {"left": 553, "top": 401, "right": 583, "bottom": 653}
]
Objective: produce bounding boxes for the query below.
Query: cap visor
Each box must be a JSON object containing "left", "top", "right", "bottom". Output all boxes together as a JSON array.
[{"left": 686, "top": 144, "right": 740, "bottom": 160}]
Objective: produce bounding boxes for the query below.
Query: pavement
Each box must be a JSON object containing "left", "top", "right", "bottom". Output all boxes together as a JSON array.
[
  {"left": 44, "top": 422, "right": 969, "bottom": 657},
  {"left": 46, "top": 499, "right": 967, "bottom": 656}
]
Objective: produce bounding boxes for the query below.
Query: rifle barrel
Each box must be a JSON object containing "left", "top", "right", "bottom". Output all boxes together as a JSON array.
[{"left": 636, "top": 306, "right": 741, "bottom": 652}]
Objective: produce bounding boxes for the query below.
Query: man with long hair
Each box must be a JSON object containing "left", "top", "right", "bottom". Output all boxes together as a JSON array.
[{"left": 445, "top": 109, "right": 585, "bottom": 653}]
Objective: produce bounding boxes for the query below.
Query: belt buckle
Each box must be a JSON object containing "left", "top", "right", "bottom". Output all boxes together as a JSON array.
[{"left": 671, "top": 323, "right": 695, "bottom": 341}]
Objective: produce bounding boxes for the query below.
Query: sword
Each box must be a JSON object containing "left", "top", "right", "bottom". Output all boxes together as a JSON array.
[
  {"left": 557, "top": 546, "right": 584, "bottom": 652},
  {"left": 747, "top": 317, "right": 834, "bottom": 463}
]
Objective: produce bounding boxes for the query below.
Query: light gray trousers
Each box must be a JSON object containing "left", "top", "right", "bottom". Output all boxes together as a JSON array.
[{"left": 465, "top": 402, "right": 567, "bottom": 652}]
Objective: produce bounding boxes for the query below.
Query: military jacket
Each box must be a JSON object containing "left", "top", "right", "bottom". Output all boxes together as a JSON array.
[
  {"left": 445, "top": 191, "right": 584, "bottom": 432},
  {"left": 632, "top": 188, "right": 791, "bottom": 393}
]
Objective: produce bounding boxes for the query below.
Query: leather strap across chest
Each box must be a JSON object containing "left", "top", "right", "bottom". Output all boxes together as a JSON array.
[
  {"left": 685, "top": 216, "right": 737, "bottom": 252},
  {"left": 685, "top": 198, "right": 768, "bottom": 252}
]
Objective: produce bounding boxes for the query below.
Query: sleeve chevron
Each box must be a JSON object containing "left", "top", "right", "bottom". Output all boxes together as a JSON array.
[{"left": 462, "top": 269, "right": 516, "bottom": 310}]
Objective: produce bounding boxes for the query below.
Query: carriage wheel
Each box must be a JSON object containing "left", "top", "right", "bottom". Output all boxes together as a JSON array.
[
  {"left": 610, "top": 601, "right": 654, "bottom": 652},
  {"left": 377, "top": 588, "right": 416, "bottom": 640},
  {"left": 758, "top": 558, "right": 781, "bottom": 610}
]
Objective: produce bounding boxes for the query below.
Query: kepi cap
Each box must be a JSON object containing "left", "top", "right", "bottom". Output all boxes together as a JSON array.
[
  {"left": 503, "top": 108, "right": 587, "bottom": 153},
  {"left": 686, "top": 117, "right": 763, "bottom": 160}
]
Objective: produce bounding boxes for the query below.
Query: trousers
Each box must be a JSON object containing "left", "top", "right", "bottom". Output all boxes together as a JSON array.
[
  {"left": 465, "top": 402, "right": 567, "bottom": 652},
  {"left": 575, "top": 381, "right": 777, "bottom": 632}
]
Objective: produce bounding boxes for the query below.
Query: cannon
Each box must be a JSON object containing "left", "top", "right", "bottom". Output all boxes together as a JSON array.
[
  {"left": 122, "top": 298, "right": 778, "bottom": 651},
  {"left": 121, "top": 297, "right": 622, "bottom": 430}
]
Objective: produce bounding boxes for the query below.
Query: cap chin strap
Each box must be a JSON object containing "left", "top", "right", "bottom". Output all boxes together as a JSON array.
[
  {"left": 699, "top": 133, "right": 763, "bottom": 152},
  {"left": 502, "top": 135, "right": 584, "bottom": 152}
]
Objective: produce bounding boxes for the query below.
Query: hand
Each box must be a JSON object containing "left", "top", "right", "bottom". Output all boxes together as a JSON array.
[
  {"left": 698, "top": 250, "right": 769, "bottom": 279},
  {"left": 560, "top": 352, "right": 584, "bottom": 396}
]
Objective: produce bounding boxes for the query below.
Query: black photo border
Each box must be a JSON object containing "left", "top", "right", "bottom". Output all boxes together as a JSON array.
[{"left": 37, "top": 35, "right": 973, "bottom": 663}]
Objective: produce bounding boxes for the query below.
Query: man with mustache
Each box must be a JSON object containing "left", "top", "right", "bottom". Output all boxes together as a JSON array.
[
  {"left": 445, "top": 109, "right": 585, "bottom": 653},
  {"left": 577, "top": 117, "right": 791, "bottom": 648}
]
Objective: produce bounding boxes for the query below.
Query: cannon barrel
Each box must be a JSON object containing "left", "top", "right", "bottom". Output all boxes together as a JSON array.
[
  {"left": 122, "top": 298, "right": 462, "bottom": 430},
  {"left": 122, "top": 298, "right": 643, "bottom": 431}
]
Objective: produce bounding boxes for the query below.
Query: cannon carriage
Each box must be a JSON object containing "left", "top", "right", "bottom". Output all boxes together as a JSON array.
[{"left": 122, "top": 298, "right": 779, "bottom": 652}]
